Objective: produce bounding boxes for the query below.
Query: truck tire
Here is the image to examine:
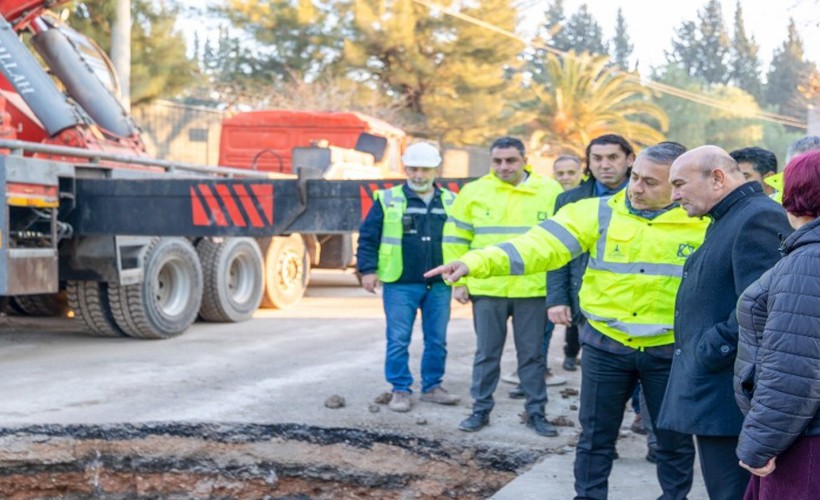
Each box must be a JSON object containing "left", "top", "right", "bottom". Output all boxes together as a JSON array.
[
  {"left": 67, "top": 281, "right": 127, "bottom": 337},
  {"left": 197, "top": 237, "right": 264, "bottom": 323},
  {"left": 261, "top": 234, "right": 309, "bottom": 309},
  {"left": 12, "top": 292, "right": 69, "bottom": 317},
  {"left": 109, "top": 238, "right": 203, "bottom": 339}
]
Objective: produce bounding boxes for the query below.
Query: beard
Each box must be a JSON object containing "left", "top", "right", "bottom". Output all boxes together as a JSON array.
[{"left": 407, "top": 179, "right": 434, "bottom": 192}]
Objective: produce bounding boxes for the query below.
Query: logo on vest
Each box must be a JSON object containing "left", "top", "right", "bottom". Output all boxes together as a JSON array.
[
  {"left": 537, "top": 211, "right": 549, "bottom": 221},
  {"left": 610, "top": 244, "right": 623, "bottom": 257},
  {"left": 677, "top": 243, "right": 695, "bottom": 258}
]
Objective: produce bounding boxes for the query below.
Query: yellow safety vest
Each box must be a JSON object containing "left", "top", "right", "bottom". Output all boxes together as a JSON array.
[
  {"left": 765, "top": 172, "right": 783, "bottom": 204},
  {"left": 443, "top": 167, "right": 563, "bottom": 298},
  {"left": 375, "top": 184, "right": 455, "bottom": 282},
  {"left": 460, "top": 190, "right": 709, "bottom": 348}
]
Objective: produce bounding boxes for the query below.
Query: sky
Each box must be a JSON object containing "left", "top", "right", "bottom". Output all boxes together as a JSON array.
[{"left": 520, "top": 0, "right": 820, "bottom": 72}]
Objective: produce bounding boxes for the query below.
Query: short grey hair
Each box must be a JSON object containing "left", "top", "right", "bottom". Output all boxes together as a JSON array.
[
  {"left": 553, "top": 154, "right": 581, "bottom": 167},
  {"left": 786, "top": 136, "right": 820, "bottom": 164},
  {"left": 638, "top": 142, "right": 687, "bottom": 166}
]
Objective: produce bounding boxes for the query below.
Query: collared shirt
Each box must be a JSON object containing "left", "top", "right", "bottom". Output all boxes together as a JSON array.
[
  {"left": 594, "top": 178, "right": 628, "bottom": 197},
  {"left": 624, "top": 195, "right": 678, "bottom": 220}
]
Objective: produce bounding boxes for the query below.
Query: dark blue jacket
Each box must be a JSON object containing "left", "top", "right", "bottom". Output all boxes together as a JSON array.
[
  {"left": 356, "top": 183, "right": 447, "bottom": 284},
  {"left": 735, "top": 216, "right": 820, "bottom": 468},
  {"left": 545, "top": 178, "right": 600, "bottom": 318},
  {"left": 659, "top": 182, "right": 792, "bottom": 436}
]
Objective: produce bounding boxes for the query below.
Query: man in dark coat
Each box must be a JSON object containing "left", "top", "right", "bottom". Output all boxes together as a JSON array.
[{"left": 660, "top": 145, "right": 792, "bottom": 500}]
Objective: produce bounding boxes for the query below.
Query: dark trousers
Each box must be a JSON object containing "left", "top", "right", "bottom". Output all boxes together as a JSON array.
[
  {"left": 470, "top": 297, "right": 547, "bottom": 417},
  {"left": 696, "top": 435, "right": 750, "bottom": 500},
  {"left": 564, "top": 323, "right": 581, "bottom": 358},
  {"left": 574, "top": 344, "right": 695, "bottom": 500}
]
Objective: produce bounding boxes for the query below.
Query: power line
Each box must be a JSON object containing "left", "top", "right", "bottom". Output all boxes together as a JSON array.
[{"left": 410, "top": 0, "right": 807, "bottom": 130}]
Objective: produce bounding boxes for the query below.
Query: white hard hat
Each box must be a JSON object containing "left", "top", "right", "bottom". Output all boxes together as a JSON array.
[{"left": 402, "top": 142, "right": 442, "bottom": 168}]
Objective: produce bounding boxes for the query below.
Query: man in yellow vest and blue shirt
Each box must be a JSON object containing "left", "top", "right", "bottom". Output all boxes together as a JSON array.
[
  {"left": 428, "top": 143, "right": 705, "bottom": 499},
  {"left": 356, "top": 142, "right": 460, "bottom": 413},
  {"left": 442, "top": 136, "right": 564, "bottom": 437}
]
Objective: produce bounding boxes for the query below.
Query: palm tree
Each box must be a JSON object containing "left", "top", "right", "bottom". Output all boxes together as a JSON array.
[{"left": 524, "top": 51, "right": 668, "bottom": 156}]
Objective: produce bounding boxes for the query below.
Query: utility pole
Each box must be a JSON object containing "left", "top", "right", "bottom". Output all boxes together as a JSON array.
[{"left": 111, "top": 0, "right": 131, "bottom": 110}]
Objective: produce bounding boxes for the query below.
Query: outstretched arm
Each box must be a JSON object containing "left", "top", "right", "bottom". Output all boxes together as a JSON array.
[{"left": 425, "top": 261, "right": 470, "bottom": 283}]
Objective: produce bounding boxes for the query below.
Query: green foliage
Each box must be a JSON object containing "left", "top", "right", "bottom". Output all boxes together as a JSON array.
[
  {"left": 667, "top": 0, "right": 730, "bottom": 85},
  {"left": 212, "top": 0, "right": 342, "bottom": 86},
  {"left": 667, "top": 20, "right": 699, "bottom": 78},
  {"left": 695, "top": 0, "right": 730, "bottom": 84},
  {"left": 542, "top": 0, "right": 569, "bottom": 52},
  {"left": 764, "top": 19, "right": 817, "bottom": 119},
  {"left": 69, "top": 0, "right": 195, "bottom": 104},
  {"left": 611, "top": 8, "right": 633, "bottom": 72},
  {"left": 523, "top": 52, "right": 667, "bottom": 156},
  {"left": 344, "top": 0, "right": 523, "bottom": 145},
  {"left": 537, "top": 1, "right": 606, "bottom": 55},
  {"left": 728, "top": 1, "right": 762, "bottom": 100},
  {"left": 561, "top": 5, "right": 607, "bottom": 56},
  {"left": 652, "top": 64, "right": 770, "bottom": 152}
]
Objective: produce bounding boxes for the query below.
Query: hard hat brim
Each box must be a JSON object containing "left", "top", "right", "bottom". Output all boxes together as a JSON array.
[{"left": 403, "top": 163, "right": 440, "bottom": 168}]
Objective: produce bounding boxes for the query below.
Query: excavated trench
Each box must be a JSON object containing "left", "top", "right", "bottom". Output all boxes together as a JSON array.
[{"left": 0, "top": 423, "right": 545, "bottom": 499}]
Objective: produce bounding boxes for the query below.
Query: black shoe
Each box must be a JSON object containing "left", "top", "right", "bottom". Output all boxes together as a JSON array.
[
  {"left": 526, "top": 414, "right": 559, "bottom": 437},
  {"left": 508, "top": 386, "right": 525, "bottom": 399},
  {"left": 646, "top": 448, "right": 658, "bottom": 464},
  {"left": 563, "top": 357, "right": 578, "bottom": 371},
  {"left": 459, "top": 411, "right": 490, "bottom": 432}
]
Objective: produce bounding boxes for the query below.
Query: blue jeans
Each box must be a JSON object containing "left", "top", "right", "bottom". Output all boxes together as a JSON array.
[
  {"left": 574, "top": 343, "right": 695, "bottom": 500},
  {"left": 382, "top": 282, "right": 451, "bottom": 393}
]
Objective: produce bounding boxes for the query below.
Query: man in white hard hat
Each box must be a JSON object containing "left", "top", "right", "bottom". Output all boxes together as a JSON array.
[{"left": 356, "top": 142, "right": 461, "bottom": 413}]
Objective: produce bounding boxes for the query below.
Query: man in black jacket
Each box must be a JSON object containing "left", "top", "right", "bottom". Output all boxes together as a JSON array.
[
  {"left": 660, "top": 145, "right": 792, "bottom": 500},
  {"left": 546, "top": 134, "right": 634, "bottom": 372}
]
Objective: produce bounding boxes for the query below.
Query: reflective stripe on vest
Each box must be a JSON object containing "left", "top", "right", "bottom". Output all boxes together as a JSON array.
[
  {"left": 581, "top": 308, "right": 673, "bottom": 337},
  {"left": 376, "top": 185, "right": 454, "bottom": 282},
  {"left": 575, "top": 194, "right": 705, "bottom": 344},
  {"left": 538, "top": 219, "right": 584, "bottom": 258}
]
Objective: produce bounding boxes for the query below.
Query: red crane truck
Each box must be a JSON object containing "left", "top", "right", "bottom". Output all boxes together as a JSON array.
[{"left": 0, "top": 0, "right": 463, "bottom": 338}]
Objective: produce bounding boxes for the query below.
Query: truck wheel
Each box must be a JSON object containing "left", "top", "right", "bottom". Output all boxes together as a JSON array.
[
  {"left": 67, "top": 281, "right": 127, "bottom": 337},
  {"left": 261, "top": 234, "right": 309, "bottom": 309},
  {"left": 197, "top": 237, "right": 264, "bottom": 322},
  {"left": 12, "top": 292, "right": 69, "bottom": 317},
  {"left": 109, "top": 238, "right": 203, "bottom": 339}
]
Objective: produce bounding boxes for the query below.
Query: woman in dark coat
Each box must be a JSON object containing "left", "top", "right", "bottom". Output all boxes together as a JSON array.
[{"left": 734, "top": 149, "right": 820, "bottom": 499}]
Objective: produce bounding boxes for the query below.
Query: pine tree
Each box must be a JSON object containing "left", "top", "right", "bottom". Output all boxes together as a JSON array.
[
  {"left": 611, "top": 8, "right": 633, "bottom": 71},
  {"left": 561, "top": 4, "right": 607, "bottom": 56},
  {"left": 729, "top": 1, "right": 762, "bottom": 100},
  {"left": 666, "top": 0, "right": 730, "bottom": 85},
  {"left": 666, "top": 20, "right": 699, "bottom": 78},
  {"left": 693, "top": 0, "right": 730, "bottom": 84},
  {"left": 542, "top": 0, "right": 569, "bottom": 51},
  {"left": 765, "top": 19, "right": 817, "bottom": 119}
]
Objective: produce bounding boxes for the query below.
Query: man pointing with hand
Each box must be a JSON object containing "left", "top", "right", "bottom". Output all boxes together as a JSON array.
[{"left": 429, "top": 143, "right": 704, "bottom": 500}]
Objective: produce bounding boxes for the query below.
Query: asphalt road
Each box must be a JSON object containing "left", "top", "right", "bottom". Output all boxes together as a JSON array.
[{"left": 0, "top": 270, "right": 707, "bottom": 498}]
